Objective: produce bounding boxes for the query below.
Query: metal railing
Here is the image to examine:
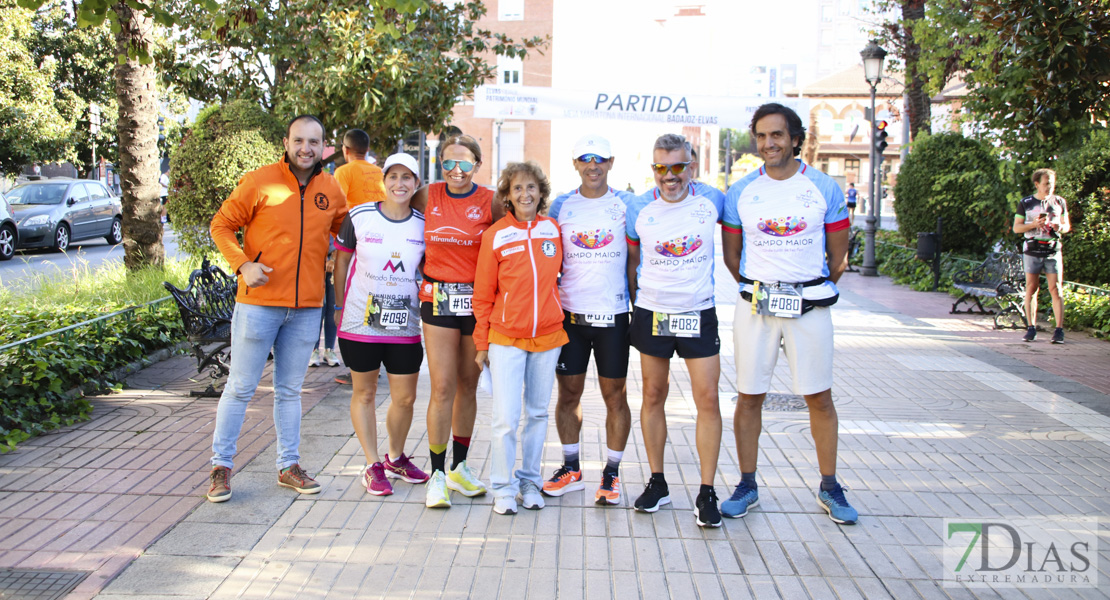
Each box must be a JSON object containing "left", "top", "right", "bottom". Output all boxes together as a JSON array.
[{"left": 0, "top": 296, "right": 173, "bottom": 353}]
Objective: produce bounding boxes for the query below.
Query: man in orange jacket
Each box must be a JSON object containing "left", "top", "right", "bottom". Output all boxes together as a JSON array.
[{"left": 205, "top": 115, "right": 348, "bottom": 503}]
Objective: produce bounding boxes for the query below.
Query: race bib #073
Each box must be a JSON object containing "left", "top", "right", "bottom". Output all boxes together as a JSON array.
[{"left": 569, "top": 313, "right": 617, "bottom": 328}]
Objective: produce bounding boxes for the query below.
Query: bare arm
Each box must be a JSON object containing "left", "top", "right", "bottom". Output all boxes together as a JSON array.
[
  {"left": 333, "top": 249, "right": 352, "bottom": 323},
  {"left": 490, "top": 190, "right": 506, "bottom": 222},
  {"left": 410, "top": 185, "right": 429, "bottom": 213},
  {"left": 626, "top": 243, "right": 640, "bottom": 304},
  {"left": 722, "top": 230, "right": 742, "bottom": 283},
  {"left": 826, "top": 227, "right": 850, "bottom": 284}
]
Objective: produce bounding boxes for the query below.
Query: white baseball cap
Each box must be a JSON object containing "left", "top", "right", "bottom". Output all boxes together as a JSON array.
[
  {"left": 382, "top": 153, "right": 420, "bottom": 178},
  {"left": 572, "top": 135, "right": 612, "bottom": 159}
]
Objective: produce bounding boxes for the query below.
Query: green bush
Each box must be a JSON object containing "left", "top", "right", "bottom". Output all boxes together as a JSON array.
[
  {"left": 0, "top": 259, "right": 196, "bottom": 452},
  {"left": 169, "top": 100, "right": 285, "bottom": 258},
  {"left": 1054, "top": 128, "right": 1110, "bottom": 286},
  {"left": 893, "top": 132, "right": 1013, "bottom": 255}
]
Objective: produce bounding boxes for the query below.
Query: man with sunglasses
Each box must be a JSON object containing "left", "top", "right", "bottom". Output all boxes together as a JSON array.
[
  {"left": 626, "top": 133, "right": 726, "bottom": 527},
  {"left": 720, "top": 102, "right": 856, "bottom": 525},
  {"left": 541, "top": 135, "right": 634, "bottom": 505}
]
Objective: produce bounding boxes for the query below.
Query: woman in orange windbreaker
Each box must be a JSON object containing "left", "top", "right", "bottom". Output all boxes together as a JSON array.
[{"left": 473, "top": 161, "right": 567, "bottom": 516}]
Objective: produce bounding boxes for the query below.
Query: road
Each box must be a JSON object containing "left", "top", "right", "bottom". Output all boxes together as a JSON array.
[{"left": 0, "top": 225, "right": 184, "bottom": 291}]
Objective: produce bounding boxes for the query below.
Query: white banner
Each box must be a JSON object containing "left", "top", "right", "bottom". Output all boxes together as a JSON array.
[{"left": 473, "top": 85, "right": 809, "bottom": 129}]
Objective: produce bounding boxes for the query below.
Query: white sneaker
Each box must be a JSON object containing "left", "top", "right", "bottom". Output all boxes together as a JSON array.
[
  {"left": 322, "top": 348, "right": 340, "bottom": 367},
  {"left": 519, "top": 479, "right": 545, "bottom": 510},
  {"left": 308, "top": 349, "right": 322, "bottom": 367},
  {"left": 493, "top": 495, "right": 518, "bottom": 515},
  {"left": 425, "top": 470, "right": 451, "bottom": 508}
]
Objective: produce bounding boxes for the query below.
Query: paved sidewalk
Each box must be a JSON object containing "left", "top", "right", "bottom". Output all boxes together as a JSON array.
[{"left": 1, "top": 266, "right": 1109, "bottom": 599}]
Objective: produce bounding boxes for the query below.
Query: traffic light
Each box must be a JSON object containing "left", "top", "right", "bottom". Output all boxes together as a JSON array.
[{"left": 874, "top": 120, "right": 889, "bottom": 163}]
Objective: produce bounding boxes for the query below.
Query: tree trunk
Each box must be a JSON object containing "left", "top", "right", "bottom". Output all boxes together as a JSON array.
[
  {"left": 113, "top": 2, "right": 164, "bottom": 270},
  {"left": 802, "top": 112, "right": 820, "bottom": 166},
  {"left": 902, "top": 0, "right": 931, "bottom": 140}
]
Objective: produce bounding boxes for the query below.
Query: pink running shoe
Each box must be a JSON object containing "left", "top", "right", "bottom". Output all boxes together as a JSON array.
[
  {"left": 364, "top": 463, "right": 393, "bottom": 496},
  {"left": 384, "top": 453, "right": 430, "bottom": 484}
]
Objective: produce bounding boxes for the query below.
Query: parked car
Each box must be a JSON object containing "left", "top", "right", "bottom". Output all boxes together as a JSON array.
[
  {"left": 0, "top": 191, "right": 17, "bottom": 261},
  {"left": 7, "top": 178, "right": 123, "bottom": 253}
]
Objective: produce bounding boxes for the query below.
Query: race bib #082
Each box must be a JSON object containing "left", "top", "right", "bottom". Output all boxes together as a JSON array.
[
  {"left": 652, "top": 311, "right": 701, "bottom": 338},
  {"left": 433, "top": 282, "right": 474, "bottom": 316}
]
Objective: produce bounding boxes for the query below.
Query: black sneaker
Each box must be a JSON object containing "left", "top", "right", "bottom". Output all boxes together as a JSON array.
[
  {"left": 695, "top": 487, "right": 722, "bottom": 528},
  {"left": 633, "top": 479, "right": 671, "bottom": 512},
  {"left": 1051, "top": 328, "right": 1064, "bottom": 344},
  {"left": 1022, "top": 326, "right": 1037, "bottom": 342}
]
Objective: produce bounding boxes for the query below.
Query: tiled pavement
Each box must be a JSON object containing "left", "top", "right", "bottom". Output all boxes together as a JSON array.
[{"left": 2, "top": 260, "right": 1109, "bottom": 598}]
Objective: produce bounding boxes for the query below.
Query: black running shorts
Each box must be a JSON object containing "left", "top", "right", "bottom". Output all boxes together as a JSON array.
[{"left": 555, "top": 311, "right": 630, "bottom": 379}]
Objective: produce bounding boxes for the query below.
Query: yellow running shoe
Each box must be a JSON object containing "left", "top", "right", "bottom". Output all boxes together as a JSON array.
[{"left": 446, "top": 461, "right": 487, "bottom": 497}]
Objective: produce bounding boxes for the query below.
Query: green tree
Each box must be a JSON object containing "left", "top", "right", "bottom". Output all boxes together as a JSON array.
[
  {"left": 28, "top": 1, "right": 116, "bottom": 177},
  {"left": 892, "top": 132, "right": 1012, "bottom": 254},
  {"left": 1054, "top": 128, "right": 1110, "bottom": 286},
  {"left": 168, "top": 101, "right": 284, "bottom": 258},
  {"left": 161, "top": 0, "right": 546, "bottom": 155},
  {"left": 901, "top": 0, "right": 1110, "bottom": 162},
  {"left": 0, "top": 1, "right": 70, "bottom": 176},
  {"left": 871, "top": 0, "right": 932, "bottom": 141}
]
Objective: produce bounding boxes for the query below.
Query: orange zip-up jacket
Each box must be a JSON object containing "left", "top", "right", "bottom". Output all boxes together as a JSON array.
[
  {"left": 472, "top": 212, "right": 565, "bottom": 351},
  {"left": 210, "top": 159, "right": 347, "bottom": 308}
]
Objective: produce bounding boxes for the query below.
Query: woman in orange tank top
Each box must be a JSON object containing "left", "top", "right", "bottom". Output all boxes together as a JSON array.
[{"left": 411, "top": 134, "right": 505, "bottom": 507}]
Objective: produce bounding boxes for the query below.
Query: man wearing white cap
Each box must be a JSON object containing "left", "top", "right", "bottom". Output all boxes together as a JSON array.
[{"left": 541, "top": 135, "right": 634, "bottom": 506}]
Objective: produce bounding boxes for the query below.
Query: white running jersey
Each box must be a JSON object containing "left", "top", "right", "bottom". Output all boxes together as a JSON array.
[
  {"left": 722, "top": 161, "right": 850, "bottom": 301},
  {"left": 549, "top": 187, "right": 631, "bottom": 315},
  {"left": 626, "top": 183, "right": 725, "bottom": 313},
  {"left": 333, "top": 203, "right": 426, "bottom": 343}
]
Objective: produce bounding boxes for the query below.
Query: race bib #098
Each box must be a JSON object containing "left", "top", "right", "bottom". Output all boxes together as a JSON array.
[
  {"left": 652, "top": 311, "right": 701, "bottom": 338},
  {"left": 569, "top": 313, "right": 617, "bottom": 328},
  {"left": 433, "top": 282, "right": 474, "bottom": 316}
]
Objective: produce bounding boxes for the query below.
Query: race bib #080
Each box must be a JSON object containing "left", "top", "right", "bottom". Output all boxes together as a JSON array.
[
  {"left": 569, "top": 313, "right": 617, "bottom": 328},
  {"left": 755, "top": 282, "right": 803, "bottom": 318},
  {"left": 433, "top": 282, "right": 474, "bottom": 316},
  {"left": 652, "top": 311, "right": 701, "bottom": 338}
]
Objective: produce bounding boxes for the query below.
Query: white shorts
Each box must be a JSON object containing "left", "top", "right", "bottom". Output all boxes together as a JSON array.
[{"left": 733, "top": 298, "right": 834, "bottom": 396}]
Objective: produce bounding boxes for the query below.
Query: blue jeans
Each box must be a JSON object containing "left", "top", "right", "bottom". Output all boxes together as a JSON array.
[
  {"left": 488, "top": 343, "right": 561, "bottom": 498},
  {"left": 313, "top": 272, "right": 337, "bottom": 351},
  {"left": 211, "top": 303, "right": 320, "bottom": 470}
]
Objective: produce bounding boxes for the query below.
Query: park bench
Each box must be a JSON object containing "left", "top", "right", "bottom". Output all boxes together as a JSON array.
[
  {"left": 164, "top": 256, "right": 237, "bottom": 396},
  {"left": 950, "top": 250, "right": 1027, "bottom": 329}
]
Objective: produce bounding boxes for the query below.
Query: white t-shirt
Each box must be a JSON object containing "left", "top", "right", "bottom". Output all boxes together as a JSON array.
[
  {"left": 626, "top": 183, "right": 725, "bottom": 313},
  {"left": 723, "top": 161, "right": 850, "bottom": 301},
  {"left": 333, "top": 203, "right": 426, "bottom": 343},
  {"left": 549, "top": 187, "right": 632, "bottom": 315}
]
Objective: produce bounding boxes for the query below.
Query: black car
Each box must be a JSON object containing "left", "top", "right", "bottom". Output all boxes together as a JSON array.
[
  {"left": 7, "top": 178, "right": 123, "bottom": 252},
  {"left": 0, "top": 191, "right": 17, "bottom": 261}
]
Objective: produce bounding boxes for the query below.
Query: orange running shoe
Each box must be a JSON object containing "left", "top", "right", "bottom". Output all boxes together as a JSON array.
[
  {"left": 541, "top": 465, "right": 584, "bottom": 497},
  {"left": 595, "top": 470, "right": 621, "bottom": 505}
]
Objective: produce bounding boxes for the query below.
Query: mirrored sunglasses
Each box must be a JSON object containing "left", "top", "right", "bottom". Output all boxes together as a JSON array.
[
  {"left": 651, "top": 161, "right": 691, "bottom": 176},
  {"left": 442, "top": 159, "right": 475, "bottom": 173},
  {"left": 576, "top": 154, "right": 610, "bottom": 164}
]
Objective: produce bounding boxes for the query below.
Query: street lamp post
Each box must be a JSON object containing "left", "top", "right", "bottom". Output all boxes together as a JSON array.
[{"left": 859, "top": 39, "right": 887, "bottom": 277}]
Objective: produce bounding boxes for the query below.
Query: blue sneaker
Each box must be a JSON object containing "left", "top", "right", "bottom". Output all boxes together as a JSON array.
[
  {"left": 721, "top": 482, "right": 759, "bottom": 518},
  {"left": 817, "top": 483, "right": 858, "bottom": 524}
]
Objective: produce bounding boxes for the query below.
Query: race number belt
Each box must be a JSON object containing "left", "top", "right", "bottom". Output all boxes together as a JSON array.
[
  {"left": 651, "top": 310, "right": 701, "bottom": 338},
  {"left": 432, "top": 282, "right": 473, "bottom": 316},
  {"left": 568, "top": 312, "right": 617, "bottom": 328},
  {"left": 739, "top": 275, "right": 827, "bottom": 319}
]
